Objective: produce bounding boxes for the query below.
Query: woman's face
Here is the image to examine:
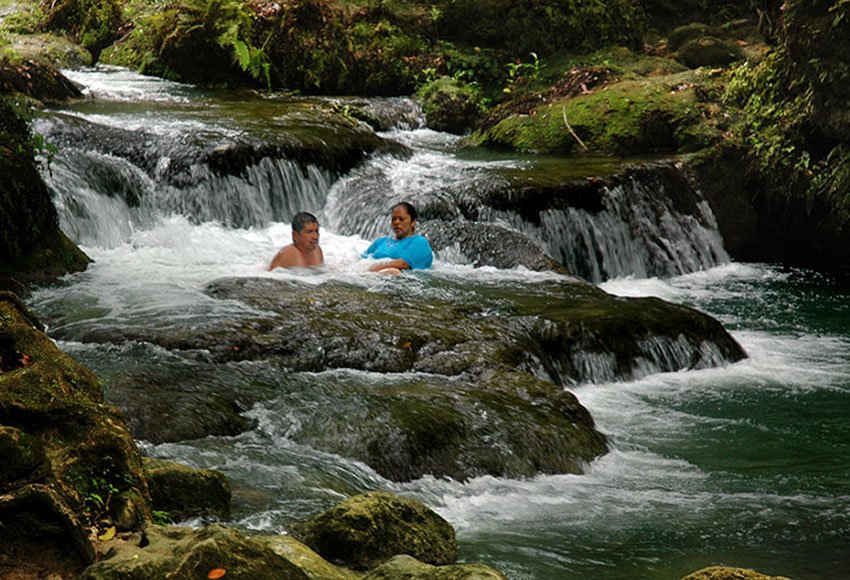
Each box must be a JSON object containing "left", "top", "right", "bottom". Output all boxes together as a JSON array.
[{"left": 391, "top": 206, "right": 416, "bottom": 240}]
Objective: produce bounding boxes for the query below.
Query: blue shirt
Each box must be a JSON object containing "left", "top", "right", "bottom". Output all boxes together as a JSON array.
[{"left": 362, "top": 234, "right": 433, "bottom": 270}]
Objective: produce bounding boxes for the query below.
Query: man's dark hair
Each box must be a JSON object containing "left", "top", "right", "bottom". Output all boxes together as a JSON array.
[
  {"left": 392, "top": 202, "right": 418, "bottom": 221},
  {"left": 292, "top": 212, "right": 318, "bottom": 233}
]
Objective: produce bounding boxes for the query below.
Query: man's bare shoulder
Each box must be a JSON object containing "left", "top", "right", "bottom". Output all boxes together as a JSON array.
[{"left": 269, "top": 244, "right": 307, "bottom": 270}]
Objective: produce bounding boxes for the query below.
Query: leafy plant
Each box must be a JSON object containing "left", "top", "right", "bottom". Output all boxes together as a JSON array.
[{"left": 503, "top": 52, "right": 541, "bottom": 94}]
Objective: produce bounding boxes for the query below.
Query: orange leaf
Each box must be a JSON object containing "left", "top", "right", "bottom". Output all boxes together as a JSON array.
[{"left": 207, "top": 569, "right": 226, "bottom": 579}]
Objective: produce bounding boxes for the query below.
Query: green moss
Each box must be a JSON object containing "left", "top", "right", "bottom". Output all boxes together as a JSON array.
[
  {"left": 39, "top": 0, "right": 123, "bottom": 62},
  {"left": 474, "top": 73, "right": 720, "bottom": 154}
]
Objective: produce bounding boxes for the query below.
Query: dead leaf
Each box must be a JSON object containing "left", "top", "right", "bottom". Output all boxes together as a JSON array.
[
  {"left": 208, "top": 569, "right": 227, "bottom": 579},
  {"left": 98, "top": 526, "right": 116, "bottom": 541}
]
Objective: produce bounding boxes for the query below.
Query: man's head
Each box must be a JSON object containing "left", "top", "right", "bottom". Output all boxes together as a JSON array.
[
  {"left": 391, "top": 202, "right": 418, "bottom": 240},
  {"left": 291, "top": 212, "right": 320, "bottom": 253}
]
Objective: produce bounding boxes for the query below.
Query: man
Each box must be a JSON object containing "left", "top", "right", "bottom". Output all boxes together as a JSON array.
[
  {"left": 268, "top": 212, "right": 324, "bottom": 270},
  {"left": 362, "top": 202, "right": 432, "bottom": 274}
]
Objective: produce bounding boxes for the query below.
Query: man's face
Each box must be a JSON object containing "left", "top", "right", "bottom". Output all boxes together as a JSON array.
[
  {"left": 293, "top": 222, "right": 320, "bottom": 252},
  {"left": 391, "top": 207, "right": 415, "bottom": 240}
]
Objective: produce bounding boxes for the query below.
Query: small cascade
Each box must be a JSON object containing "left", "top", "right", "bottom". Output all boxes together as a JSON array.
[
  {"left": 479, "top": 163, "right": 730, "bottom": 282},
  {"left": 36, "top": 113, "right": 336, "bottom": 247}
]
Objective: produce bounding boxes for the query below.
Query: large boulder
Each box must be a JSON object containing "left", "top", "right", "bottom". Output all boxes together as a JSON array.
[
  {"left": 0, "top": 293, "right": 150, "bottom": 575},
  {"left": 143, "top": 457, "right": 231, "bottom": 522},
  {"left": 0, "top": 99, "right": 90, "bottom": 289},
  {"left": 290, "top": 491, "right": 458, "bottom": 571},
  {"left": 54, "top": 276, "right": 745, "bottom": 482},
  {"left": 80, "top": 524, "right": 310, "bottom": 579}
]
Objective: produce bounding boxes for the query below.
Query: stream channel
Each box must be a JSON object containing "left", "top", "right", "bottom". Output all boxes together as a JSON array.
[{"left": 26, "top": 66, "right": 850, "bottom": 579}]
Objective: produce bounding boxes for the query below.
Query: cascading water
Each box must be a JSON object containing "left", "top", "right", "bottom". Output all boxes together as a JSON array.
[{"left": 25, "top": 67, "right": 850, "bottom": 579}]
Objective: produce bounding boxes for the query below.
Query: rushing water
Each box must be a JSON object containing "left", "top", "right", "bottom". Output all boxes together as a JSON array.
[{"left": 28, "top": 67, "right": 850, "bottom": 579}]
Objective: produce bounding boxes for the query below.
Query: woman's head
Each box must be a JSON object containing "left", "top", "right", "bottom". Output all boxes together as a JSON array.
[{"left": 391, "top": 202, "right": 418, "bottom": 240}]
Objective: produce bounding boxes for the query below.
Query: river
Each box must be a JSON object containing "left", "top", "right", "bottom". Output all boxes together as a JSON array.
[{"left": 28, "top": 67, "right": 850, "bottom": 579}]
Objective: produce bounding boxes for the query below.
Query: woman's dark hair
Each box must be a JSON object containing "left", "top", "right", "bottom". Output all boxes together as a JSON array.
[
  {"left": 292, "top": 212, "right": 318, "bottom": 233},
  {"left": 392, "top": 202, "right": 417, "bottom": 221}
]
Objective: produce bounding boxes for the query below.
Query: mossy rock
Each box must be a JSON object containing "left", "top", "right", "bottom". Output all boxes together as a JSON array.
[
  {"left": 682, "top": 565, "right": 790, "bottom": 580},
  {"left": 290, "top": 491, "right": 458, "bottom": 571},
  {"left": 143, "top": 457, "right": 231, "bottom": 521},
  {"left": 0, "top": 57, "right": 83, "bottom": 103},
  {"left": 256, "top": 535, "right": 360, "bottom": 580},
  {"left": 0, "top": 98, "right": 90, "bottom": 288},
  {"left": 39, "top": 0, "right": 124, "bottom": 62},
  {"left": 0, "top": 426, "right": 50, "bottom": 487},
  {"left": 416, "top": 75, "right": 482, "bottom": 135},
  {"left": 668, "top": 22, "right": 712, "bottom": 51},
  {"left": 675, "top": 36, "right": 744, "bottom": 69},
  {"left": 364, "top": 554, "right": 508, "bottom": 579},
  {"left": 80, "top": 524, "right": 309, "bottom": 579},
  {"left": 0, "top": 295, "right": 152, "bottom": 558},
  {"left": 472, "top": 73, "right": 720, "bottom": 154}
]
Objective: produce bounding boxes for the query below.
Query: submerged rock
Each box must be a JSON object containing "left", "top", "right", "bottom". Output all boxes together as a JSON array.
[
  {"left": 55, "top": 275, "right": 744, "bottom": 481},
  {"left": 290, "top": 491, "right": 458, "bottom": 571}
]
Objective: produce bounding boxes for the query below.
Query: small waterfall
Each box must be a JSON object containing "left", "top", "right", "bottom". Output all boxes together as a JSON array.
[
  {"left": 480, "top": 164, "right": 730, "bottom": 282},
  {"left": 39, "top": 121, "right": 335, "bottom": 247}
]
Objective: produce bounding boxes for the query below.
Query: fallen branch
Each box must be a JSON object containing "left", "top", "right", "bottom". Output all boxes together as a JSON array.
[{"left": 562, "top": 106, "right": 588, "bottom": 152}]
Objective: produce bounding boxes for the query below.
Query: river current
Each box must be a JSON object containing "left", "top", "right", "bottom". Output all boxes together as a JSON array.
[{"left": 28, "top": 67, "right": 850, "bottom": 579}]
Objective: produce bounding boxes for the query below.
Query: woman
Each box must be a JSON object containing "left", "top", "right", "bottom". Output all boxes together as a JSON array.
[{"left": 362, "top": 202, "right": 433, "bottom": 274}]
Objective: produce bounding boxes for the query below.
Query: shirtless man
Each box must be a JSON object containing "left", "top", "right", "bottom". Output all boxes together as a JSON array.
[{"left": 268, "top": 212, "right": 324, "bottom": 270}]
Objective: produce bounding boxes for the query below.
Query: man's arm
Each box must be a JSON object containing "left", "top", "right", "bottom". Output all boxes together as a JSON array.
[{"left": 268, "top": 245, "right": 306, "bottom": 270}]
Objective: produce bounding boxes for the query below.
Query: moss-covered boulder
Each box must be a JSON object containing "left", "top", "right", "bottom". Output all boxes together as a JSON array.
[
  {"left": 257, "top": 535, "right": 360, "bottom": 580},
  {"left": 291, "top": 491, "right": 458, "bottom": 571},
  {"left": 472, "top": 71, "right": 722, "bottom": 155},
  {"left": 143, "top": 457, "right": 231, "bottom": 522},
  {"left": 675, "top": 36, "right": 744, "bottom": 69},
  {"left": 0, "top": 98, "right": 90, "bottom": 289},
  {"left": 80, "top": 524, "right": 310, "bottom": 579},
  {"left": 416, "top": 76, "right": 482, "bottom": 134},
  {"left": 39, "top": 0, "right": 124, "bottom": 62},
  {"left": 682, "top": 565, "right": 790, "bottom": 580},
  {"left": 364, "top": 555, "right": 507, "bottom": 579},
  {"left": 0, "top": 293, "right": 150, "bottom": 574}
]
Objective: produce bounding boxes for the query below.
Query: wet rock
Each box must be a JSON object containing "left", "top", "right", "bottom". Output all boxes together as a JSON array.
[
  {"left": 143, "top": 457, "right": 231, "bottom": 521},
  {"left": 0, "top": 484, "right": 96, "bottom": 578},
  {"left": 290, "top": 491, "right": 458, "bottom": 571},
  {"left": 0, "top": 295, "right": 152, "bottom": 572},
  {"left": 364, "top": 555, "right": 508, "bottom": 579},
  {"left": 80, "top": 524, "right": 309, "bottom": 579},
  {"left": 421, "top": 220, "right": 570, "bottom": 273},
  {"left": 682, "top": 566, "right": 790, "bottom": 580},
  {"left": 0, "top": 100, "right": 90, "bottom": 288},
  {"left": 37, "top": 107, "right": 403, "bottom": 190}
]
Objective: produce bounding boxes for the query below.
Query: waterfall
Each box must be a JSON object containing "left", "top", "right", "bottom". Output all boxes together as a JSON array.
[
  {"left": 38, "top": 120, "right": 335, "bottom": 248},
  {"left": 480, "top": 165, "right": 729, "bottom": 283}
]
